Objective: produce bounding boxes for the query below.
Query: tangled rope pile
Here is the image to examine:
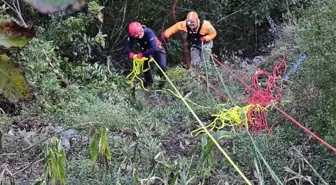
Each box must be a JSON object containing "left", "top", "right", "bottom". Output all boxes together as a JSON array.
[
  {"left": 195, "top": 55, "right": 288, "bottom": 135},
  {"left": 246, "top": 104, "right": 269, "bottom": 134},
  {"left": 191, "top": 104, "right": 268, "bottom": 136},
  {"left": 243, "top": 56, "right": 287, "bottom": 134},
  {"left": 245, "top": 55, "right": 287, "bottom": 106},
  {"left": 126, "top": 55, "right": 152, "bottom": 91},
  {"left": 210, "top": 54, "right": 336, "bottom": 152}
]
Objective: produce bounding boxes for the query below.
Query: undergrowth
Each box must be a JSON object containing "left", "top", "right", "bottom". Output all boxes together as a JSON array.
[{"left": 1, "top": 0, "right": 336, "bottom": 184}]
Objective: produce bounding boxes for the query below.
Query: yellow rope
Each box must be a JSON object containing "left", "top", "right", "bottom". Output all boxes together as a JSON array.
[
  {"left": 125, "top": 55, "right": 293, "bottom": 185},
  {"left": 191, "top": 104, "right": 262, "bottom": 136},
  {"left": 126, "top": 55, "right": 152, "bottom": 91},
  {"left": 126, "top": 56, "right": 213, "bottom": 109},
  {"left": 147, "top": 56, "right": 253, "bottom": 185},
  {"left": 191, "top": 100, "right": 292, "bottom": 137}
]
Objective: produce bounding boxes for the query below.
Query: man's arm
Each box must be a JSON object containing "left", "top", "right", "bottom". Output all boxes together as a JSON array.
[
  {"left": 163, "top": 21, "right": 187, "bottom": 39},
  {"left": 203, "top": 21, "right": 217, "bottom": 41}
]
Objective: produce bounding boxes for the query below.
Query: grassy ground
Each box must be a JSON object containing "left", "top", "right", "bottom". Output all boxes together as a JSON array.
[
  {"left": 1, "top": 13, "right": 336, "bottom": 184},
  {"left": 1, "top": 55, "right": 332, "bottom": 185}
]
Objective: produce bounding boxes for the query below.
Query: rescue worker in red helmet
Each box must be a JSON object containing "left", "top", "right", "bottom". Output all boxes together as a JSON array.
[
  {"left": 161, "top": 11, "right": 216, "bottom": 68},
  {"left": 125, "top": 21, "right": 167, "bottom": 88}
]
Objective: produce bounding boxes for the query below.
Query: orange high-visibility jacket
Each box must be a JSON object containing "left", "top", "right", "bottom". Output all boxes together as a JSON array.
[{"left": 163, "top": 20, "right": 217, "bottom": 42}]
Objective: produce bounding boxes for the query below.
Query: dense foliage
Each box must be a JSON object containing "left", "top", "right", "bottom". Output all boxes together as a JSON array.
[{"left": 0, "top": 0, "right": 336, "bottom": 184}]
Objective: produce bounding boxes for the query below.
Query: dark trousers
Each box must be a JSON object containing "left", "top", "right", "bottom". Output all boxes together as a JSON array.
[{"left": 143, "top": 50, "right": 167, "bottom": 86}]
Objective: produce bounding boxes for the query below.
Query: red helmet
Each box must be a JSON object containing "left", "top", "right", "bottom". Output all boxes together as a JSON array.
[{"left": 128, "top": 22, "right": 143, "bottom": 38}]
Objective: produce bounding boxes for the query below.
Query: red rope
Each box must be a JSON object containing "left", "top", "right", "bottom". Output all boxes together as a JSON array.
[
  {"left": 274, "top": 105, "right": 336, "bottom": 152},
  {"left": 172, "top": 0, "right": 178, "bottom": 22},
  {"left": 212, "top": 56, "right": 274, "bottom": 134},
  {"left": 212, "top": 54, "right": 287, "bottom": 107},
  {"left": 246, "top": 105, "right": 269, "bottom": 135},
  {"left": 161, "top": 18, "right": 169, "bottom": 51},
  {"left": 160, "top": 0, "right": 179, "bottom": 51},
  {"left": 245, "top": 55, "right": 286, "bottom": 106},
  {"left": 212, "top": 54, "right": 336, "bottom": 152},
  {"left": 268, "top": 118, "right": 285, "bottom": 134},
  {"left": 212, "top": 55, "right": 252, "bottom": 90}
]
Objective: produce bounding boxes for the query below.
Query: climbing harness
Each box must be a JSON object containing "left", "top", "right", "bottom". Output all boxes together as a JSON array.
[{"left": 152, "top": 2, "right": 334, "bottom": 185}]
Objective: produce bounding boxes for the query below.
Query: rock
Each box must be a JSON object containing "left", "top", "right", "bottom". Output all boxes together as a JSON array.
[
  {"left": 252, "top": 56, "right": 264, "bottom": 66},
  {"left": 109, "top": 135, "right": 122, "bottom": 140},
  {"left": 179, "top": 141, "right": 185, "bottom": 150},
  {"left": 46, "top": 125, "right": 64, "bottom": 134},
  {"left": 17, "top": 130, "right": 36, "bottom": 138},
  {"left": 62, "top": 137, "right": 71, "bottom": 151},
  {"left": 7, "top": 129, "right": 15, "bottom": 136},
  {"left": 61, "top": 129, "right": 80, "bottom": 151},
  {"left": 62, "top": 129, "right": 79, "bottom": 140}
]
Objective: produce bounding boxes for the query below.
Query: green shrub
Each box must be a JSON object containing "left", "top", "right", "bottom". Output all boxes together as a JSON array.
[{"left": 291, "top": 0, "right": 336, "bottom": 146}]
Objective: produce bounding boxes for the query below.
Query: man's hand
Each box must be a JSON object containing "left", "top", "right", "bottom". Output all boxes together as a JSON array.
[
  {"left": 129, "top": 52, "right": 135, "bottom": 59},
  {"left": 136, "top": 53, "right": 143, "bottom": 59},
  {"left": 200, "top": 37, "right": 207, "bottom": 42}
]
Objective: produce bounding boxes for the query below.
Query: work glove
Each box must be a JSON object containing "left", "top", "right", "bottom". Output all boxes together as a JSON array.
[
  {"left": 200, "top": 37, "right": 207, "bottom": 42},
  {"left": 136, "top": 53, "right": 143, "bottom": 59},
  {"left": 129, "top": 52, "right": 135, "bottom": 59}
]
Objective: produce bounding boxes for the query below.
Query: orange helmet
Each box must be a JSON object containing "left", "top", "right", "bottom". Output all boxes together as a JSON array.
[
  {"left": 186, "top": 11, "right": 199, "bottom": 29},
  {"left": 186, "top": 11, "right": 198, "bottom": 20}
]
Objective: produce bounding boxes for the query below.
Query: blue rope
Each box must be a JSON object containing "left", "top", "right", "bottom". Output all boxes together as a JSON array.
[{"left": 283, "top": 52, "right": 308, "bottom": 81}]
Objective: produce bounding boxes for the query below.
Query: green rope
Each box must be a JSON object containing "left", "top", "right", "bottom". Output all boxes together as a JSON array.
[
  {"left": 200, "top": 42, "right": 217, "bottom": 104},
  {"left": 247, "top": 131, "right": 284, "bottom": 185},
  {"left": 255, "top": 152, "right": 265, "bottom": 185},
  {"left": 209, "top": 54, "right": 234, "bottom": 103}
]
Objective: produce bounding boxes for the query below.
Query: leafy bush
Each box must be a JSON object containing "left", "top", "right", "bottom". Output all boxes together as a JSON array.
[
  {"left": 38, "top": 1, "right": 106, "bottom": 66},
  {"left": 259, "top": 0, "right": 336, "bottom": 182},
  {"left": 289, "top": 0, "right": 336, "bottom": 146},
  {"left": 3, "top": 0, "right": 336, "bottom": 184}
]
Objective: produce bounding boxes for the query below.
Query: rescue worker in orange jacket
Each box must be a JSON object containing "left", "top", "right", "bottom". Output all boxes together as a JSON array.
[{"left": 161, "top": 11, "right": 216, "bottom": 68}]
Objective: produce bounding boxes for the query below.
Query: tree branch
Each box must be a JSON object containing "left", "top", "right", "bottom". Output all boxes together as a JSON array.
[
  {"left": 1, "top": 0, "right": 27, "bottom": 27},
  {"left": 16, "top": 0, "right": 21, "bottom": 14},
  {"left": 0, "top": 130, "right": 2, "bottom": 154},
  {"left": 106, "top": 55, "right": 112, "bottom": 75},
  {"left": 1, "top": 0, "right": 15, "bottom": 12},
  {"left": 12, "top": 152, "right": 45, "bottom": 176}
]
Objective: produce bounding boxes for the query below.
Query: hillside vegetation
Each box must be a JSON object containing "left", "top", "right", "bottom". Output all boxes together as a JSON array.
[{"left": 0, "top": 0, "right": 336, "bottom": 184}]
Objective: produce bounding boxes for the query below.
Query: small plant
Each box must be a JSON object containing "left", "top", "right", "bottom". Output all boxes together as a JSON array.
[
  {"left": 42, "top": 137, "right": 67, "bottom": 185},
  {"left": 90, "top": 127, "right": 112, "bottom": 171},
  {"left": 152, "top": 151, "right": 196, "bottom": 185}
]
